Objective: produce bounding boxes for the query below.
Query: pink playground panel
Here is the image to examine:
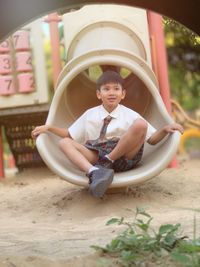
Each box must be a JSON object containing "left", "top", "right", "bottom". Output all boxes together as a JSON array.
[
  {"left": 0, "top": 54, "right": 12, "bottom": 74},
  {"left": 0, "top": 39, "right": 10, "bottom": 53},
  {"left": 16, "top": 51, "right": 33, "bottom": 72},
  {"left": 0, "top": 30, "right": 34, "bottom": 96},
  {"left": 18, "top": 73, "right": 35, "bottom": 93},
  {"left": 13, "top": 30, "right": 30, "bottom": 51},
  {"left": 0, "top": 75, "right": 16, "bottom": 95}
]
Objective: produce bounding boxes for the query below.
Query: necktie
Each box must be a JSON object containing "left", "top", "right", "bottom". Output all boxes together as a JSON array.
[
  {"left": 98, "top": 115, "right": 112, "bottom": 142},
  {"left": 86, "top": 115, "right": 112, "bottom": 146}
]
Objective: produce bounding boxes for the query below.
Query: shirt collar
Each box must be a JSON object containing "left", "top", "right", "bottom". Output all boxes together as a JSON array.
[{"left": 100, "top": 104, "right": 121, "bottom": 120}]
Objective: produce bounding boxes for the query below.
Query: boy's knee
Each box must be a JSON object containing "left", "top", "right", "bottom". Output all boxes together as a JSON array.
[
  {"left": 131, "top": 119, "right": 147, "bottom": 135},
  {"left": 58, "top": 137, "right": 71, "bottom": 150}
]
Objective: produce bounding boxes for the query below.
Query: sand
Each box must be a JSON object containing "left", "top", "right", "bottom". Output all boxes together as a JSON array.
[{"left": 0, "top": 157, "right": 200, "bottom": 267}]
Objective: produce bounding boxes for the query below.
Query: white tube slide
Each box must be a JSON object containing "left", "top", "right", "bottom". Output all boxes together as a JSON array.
[{"left": 36, "top": 5, "right": 180, "bottom": 187}]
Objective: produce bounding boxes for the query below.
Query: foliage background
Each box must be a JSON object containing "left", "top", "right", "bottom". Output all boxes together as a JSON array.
[{"left": 164, "top": 19, "right": 200, "bottom": 112}]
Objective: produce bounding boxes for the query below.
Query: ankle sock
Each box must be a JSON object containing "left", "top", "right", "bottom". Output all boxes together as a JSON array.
[
  {"left": 105, "top": 155, "right": 114, "bottom": 163},
  {"left": 88, "top": 166, "right": 99, "bottom": 175}
]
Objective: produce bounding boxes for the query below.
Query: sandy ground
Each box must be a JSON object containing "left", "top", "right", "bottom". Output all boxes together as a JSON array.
[{"left": 0, "top": 157, "right": 200, "bottom": 267}]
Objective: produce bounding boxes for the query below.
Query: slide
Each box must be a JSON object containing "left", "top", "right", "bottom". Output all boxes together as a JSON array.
[{"left": 36, "top": 5, "right": 180, "bottom": 188}]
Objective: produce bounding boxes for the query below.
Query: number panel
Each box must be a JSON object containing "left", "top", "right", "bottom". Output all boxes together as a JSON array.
[
  {"left": 0, "top": 76, "right": 15, "bottom": 95},
  {"left": 16, "top": 52, "right": 33, "bottom": 72},
  {"left": 18, "top": 73, "right": 35, "bottom": 93},
  {"left": 0, "top": 54, "right": 12, "bottom": 74},
  {"left": 12, "top": 30, "right": 30, "bottom": 51},
  {"left": 0, "top": 39, "right": 10, "bottom": 52}
]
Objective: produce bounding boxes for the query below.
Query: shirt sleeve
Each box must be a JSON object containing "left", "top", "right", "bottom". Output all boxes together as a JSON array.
[
  {"left": 145, "top": 122, "right": 156, "bottom": 142},
  {"left": 68, "top": 111, "right": 87, "bottom": 143}
]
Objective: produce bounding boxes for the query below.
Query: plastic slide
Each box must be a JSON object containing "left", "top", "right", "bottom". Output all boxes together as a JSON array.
[{"left": 36, "top": 5, "right": 181, "bottom": 188}]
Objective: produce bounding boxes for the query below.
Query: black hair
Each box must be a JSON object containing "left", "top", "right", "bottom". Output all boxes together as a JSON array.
[{"left": 96, "top": 70, "right": 124, "bottom": 90}]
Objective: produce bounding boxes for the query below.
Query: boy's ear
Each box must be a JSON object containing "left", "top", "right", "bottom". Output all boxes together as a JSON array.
[
  {"left": 122, "top": 89, "right": 126, "bottom": 99},
  {"left": 96, "top": 90, "right": 101, "bottom": 99}
]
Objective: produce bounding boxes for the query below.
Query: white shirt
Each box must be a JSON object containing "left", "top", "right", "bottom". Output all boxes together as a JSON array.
[{"left": 68, "top": 104, "right": 156, "bottom": 144}]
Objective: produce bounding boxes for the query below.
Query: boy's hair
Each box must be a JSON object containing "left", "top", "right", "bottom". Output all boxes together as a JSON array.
[{"left": 96, "top": 70, "right": 124, "bottom": 90}]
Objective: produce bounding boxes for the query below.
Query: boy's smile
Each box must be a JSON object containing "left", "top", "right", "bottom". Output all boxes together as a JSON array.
[{"left": 96, "top": 82, "right": 126, "bottom": 112}]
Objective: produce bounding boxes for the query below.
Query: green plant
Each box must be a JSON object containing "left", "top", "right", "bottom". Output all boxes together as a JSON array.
[{"left": 92, "top": 208, "right": 200, "bottom": 267}]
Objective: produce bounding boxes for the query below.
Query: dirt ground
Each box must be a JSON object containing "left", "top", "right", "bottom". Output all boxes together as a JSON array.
[{"left": 0, "top": 157, "right": 200, "bottom": 267}]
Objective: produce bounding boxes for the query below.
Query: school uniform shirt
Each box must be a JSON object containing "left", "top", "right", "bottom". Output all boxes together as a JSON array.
[{"left": 68, "top": 104, "right": 156, "bottom": 144}]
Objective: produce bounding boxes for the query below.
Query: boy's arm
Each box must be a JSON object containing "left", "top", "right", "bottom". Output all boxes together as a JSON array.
[
  {"left": 31, "top": 125, "right": 70, "bottom": 139},
  {"left": 147, "top": 123, "right": 184, "bottom": 145}
]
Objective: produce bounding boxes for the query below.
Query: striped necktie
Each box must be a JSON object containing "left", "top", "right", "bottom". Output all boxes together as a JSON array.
[{"left": 98, "top": 115, "right": 112, "bottom": 142}]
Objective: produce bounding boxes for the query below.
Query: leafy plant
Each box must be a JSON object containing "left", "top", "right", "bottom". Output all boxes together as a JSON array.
[{"left": 92, "top": 208, "right": 200, "bottom": 267}]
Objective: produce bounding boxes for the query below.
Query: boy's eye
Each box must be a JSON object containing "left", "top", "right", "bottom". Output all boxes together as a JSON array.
[{"left": 101, "top": 85, "right": 121, "bottom": 91}]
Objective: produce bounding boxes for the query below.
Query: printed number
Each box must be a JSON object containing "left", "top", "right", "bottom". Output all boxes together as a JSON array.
[
  {"left": 0, "top": 40, "right": 9, "bottom": 48},
  {"left": 26, "top": 56, "right": 32, "bottom": 66},
  {"left": 5, "top": 79, "right": 12, "bottom": 91},
  {"left": 3, "top": 58, "right": 11, "bottom": 70},
  {"left": 29, "top": 76, "right": 35, "bottom": 88},
  {"left": 13, "top": 34, "right": 19, "bottom": 47}
]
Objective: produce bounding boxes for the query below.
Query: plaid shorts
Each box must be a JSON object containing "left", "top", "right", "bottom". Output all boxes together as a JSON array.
[{"left": 85, "top": 139, "right": 144, "bottom": 172}]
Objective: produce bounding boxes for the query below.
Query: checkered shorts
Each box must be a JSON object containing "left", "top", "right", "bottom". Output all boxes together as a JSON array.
[{"left": 85, "top": 139, "right": 144, "bottom": 172}]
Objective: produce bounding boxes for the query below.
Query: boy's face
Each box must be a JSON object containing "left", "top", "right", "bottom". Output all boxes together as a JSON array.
[{"left": 96, "top": 82, "right": 126, "bottom": 112}]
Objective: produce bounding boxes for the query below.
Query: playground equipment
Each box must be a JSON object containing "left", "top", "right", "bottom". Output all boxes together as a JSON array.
[
  {"left": 171, "top": 99, "right": 200, "bottom": 154},
  {"left": 36, "top": 5, "right": 180, "bottom": 188},
  {"left": 0, "top": 19, "right": 49, "bottom": 107},
  {"left": 0, "top": 19, "right": 49, "bottom": 171}
]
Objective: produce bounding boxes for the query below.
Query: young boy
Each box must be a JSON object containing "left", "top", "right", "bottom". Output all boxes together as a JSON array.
[{"left": 32, "top": 71, "right": 183, "bottom": 198}]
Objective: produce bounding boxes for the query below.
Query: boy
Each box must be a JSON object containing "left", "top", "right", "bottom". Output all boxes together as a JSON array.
[{"left": 32, "top": 71, "right": 183, "bottom": 198}]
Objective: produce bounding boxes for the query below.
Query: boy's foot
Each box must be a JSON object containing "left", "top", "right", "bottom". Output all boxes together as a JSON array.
[
  {"left": 95, "top": 156, "right": 113, "bottom": 169},
  {"left": 88, "top": 166, "right": 114, "bottom": 198}
]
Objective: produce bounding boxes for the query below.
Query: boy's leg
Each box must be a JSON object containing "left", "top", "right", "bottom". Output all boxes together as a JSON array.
[
  {"left": 59, "top": 137, "right": 114, "bottom": 198},
  {"left": 108, "top": 119, "right": 147, "bottom": 161},
  {"left": 59, "top": 138, "right": 98, "bottom": 173}
]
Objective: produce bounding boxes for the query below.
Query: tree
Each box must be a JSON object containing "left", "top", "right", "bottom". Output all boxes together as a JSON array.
[{"left": 164, "top": 18, "right": 200, "bottom": 111}]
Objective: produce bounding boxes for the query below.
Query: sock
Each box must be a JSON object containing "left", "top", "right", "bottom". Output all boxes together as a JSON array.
[
  {"left": 88, "top": 166, "right": 99, "bottom": 174},
  {"left": 105, "top": 154, "right": 114, "bottom": 163}
]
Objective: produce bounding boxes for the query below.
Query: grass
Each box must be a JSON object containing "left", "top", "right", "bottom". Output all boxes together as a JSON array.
[{"left": 92, "top": 208, "right": 200, "bottom": 267}]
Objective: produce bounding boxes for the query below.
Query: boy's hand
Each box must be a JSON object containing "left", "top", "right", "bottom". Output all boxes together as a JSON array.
[
  {"left": 31, "top": 125, "right": 49, "bottom": 139},
  {"left": 148, "top": 123, "right": 184, "bottom": 145},
  {"left": 164, "top": 123, "right": 184, "bottom": 134}
]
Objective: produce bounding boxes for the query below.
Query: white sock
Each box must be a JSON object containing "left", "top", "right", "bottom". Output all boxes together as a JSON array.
[
  {"left": 105, "top": 154, "right": 114, "bottom": 163},
  {"left": 88, "top": 166, "right": 99, "bottom": 174}
]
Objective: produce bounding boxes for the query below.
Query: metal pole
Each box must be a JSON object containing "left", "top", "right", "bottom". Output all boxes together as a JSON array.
[
  {"left": 45, "top": 13, "right": 62, "bottom": 89},
  {"left": 148, "top": 11, "right": 178, "bottom": 168}
]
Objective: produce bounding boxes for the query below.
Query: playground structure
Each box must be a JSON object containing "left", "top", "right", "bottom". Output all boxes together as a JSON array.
[
  {"left": 0, "top": 19, "right": 49, "bottom": 106},
  {"left": 171, "top": 99, "right": 200, "bottom": 155},
  {"left": 0, "top": 4, "right": 184, "bottom": 184},
  {"left": 35, "top": 4, "right": 180, "bottom": 188},
  {"left": 0, "top": 19, "right": 50, "bottom": 172}
]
